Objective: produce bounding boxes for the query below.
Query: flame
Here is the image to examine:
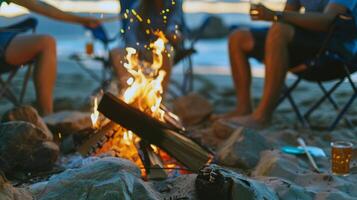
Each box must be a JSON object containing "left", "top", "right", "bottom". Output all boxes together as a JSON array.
[
  {"left": 95, "top": 32, "right": 182, "bottom": 177},
  {"left": 90, "top": 97, "right": 99, "bottom": 129}
]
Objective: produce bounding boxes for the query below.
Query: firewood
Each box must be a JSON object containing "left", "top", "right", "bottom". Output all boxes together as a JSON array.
[{"left": 97, "top": 92, "right": 213, "bottom": 171}]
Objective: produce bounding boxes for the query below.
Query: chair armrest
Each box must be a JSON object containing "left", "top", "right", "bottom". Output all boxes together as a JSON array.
[
  {"left": 1, "top": 17, "right": 38, "bottom": 33},
  {"left": 316, "top": 14, "right": 354, "bottom": 58}
]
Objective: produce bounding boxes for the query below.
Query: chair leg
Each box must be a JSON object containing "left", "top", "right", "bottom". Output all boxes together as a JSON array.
[
  {"left": 20, "top": 64, "right": 33, "bottom": 104},
  {"left": 187, "top": 56, "right": 194, "bottom": 92},
  {"left": 317, "top": 81, "right": 354, "bottom": 128},
  {"left": 277, "top": 78, "right": 301, "bottom": 105},
  {"left": 181, "top": 57, "right": 194, "bottom": 95},
  {"left": 304, "top": 80, "right": 343, "bottom": 120},
  {"left": 74, "top": 59, "right": 102, "bottom": 82},
  {"left": 329, "top": 92, "right": 357, "bottom": 131},
  {"left": 0, "top": 71, "right": 20, "bottom": 106},
  {"left": 286, "top": 91, "right": 310, "bottom": 128},
  {"left": 277, "top": 78, "right": 309, "bottom": 128},
  {"left": 329, "top": 65, "right": 357, "bottom": 130}
]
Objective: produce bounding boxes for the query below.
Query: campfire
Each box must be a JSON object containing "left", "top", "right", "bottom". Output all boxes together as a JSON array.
[{"left": 79, "top": 34, "right": 212, "bottom": 178}]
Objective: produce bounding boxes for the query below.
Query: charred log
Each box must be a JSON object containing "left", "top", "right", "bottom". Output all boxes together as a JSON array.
[{"left": 97, "top": 92, "right": 212, "bottom": 171}]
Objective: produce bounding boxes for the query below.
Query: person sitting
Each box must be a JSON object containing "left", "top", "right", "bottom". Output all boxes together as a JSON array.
[
  {"left": 110, "top": 0, "right": 183, "bottom": 93},
  {"left": 0, "top": 0, "right": 100, "bottom": 116},
  {"left": 222, "top": 0, "right": 356, "bottom": 128}
]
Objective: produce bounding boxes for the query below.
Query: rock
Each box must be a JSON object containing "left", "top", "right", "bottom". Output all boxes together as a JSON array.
[
  {"left": 259, "top": 177, "right": 314, "bottom": 200},
  {"left": 2, "top": 105, "right": 53, "bottom": 140},
  {"left": 215, "top": 128, "right": 271, "bottom": 170},
  {"left": 212, "top": 120, "right": 236, "bottom": 139},
  {"left": 252, "top": 150, "right": 310, "bottom": 181},
  {"left": 32, "top": 157, "right": 161, "bottom": 200},
  {"left": 173, "top": 93, "right": 213, "bottom": 126},
  {"left": 195, "top": 165, "right": 278, "bottom": 200},
  {"left": 0, "top": 172, "right": 32, "bottom": 200},
  {"left": 44, "top": 111, "right": 92, "bottom": 136},
  {"left": 0, "top": 122, "right": 59, "bottom": 173}
]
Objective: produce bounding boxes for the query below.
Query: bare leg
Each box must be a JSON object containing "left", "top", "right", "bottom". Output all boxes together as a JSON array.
[
  {"left": 5, "top": 35, "right": 57, "bottom": 116},
  {"left": 231, "top": 23, "right": 295, "bottom": 128},
  {"left": 110, "top": 47, "right": 130, "bottom": 90},
  {"left": 215, "top": 29, "right": 255, "bottom": 119}
]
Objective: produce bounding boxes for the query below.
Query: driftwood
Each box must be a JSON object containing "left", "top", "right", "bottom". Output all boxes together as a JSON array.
[{"left": 97, "top": 92, "right": 212, "bottom": 171}]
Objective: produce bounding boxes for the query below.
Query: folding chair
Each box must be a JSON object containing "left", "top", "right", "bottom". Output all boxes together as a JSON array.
[
  {"left": 0, "top": 17, "right": 38, "bottom": 106},
  {"left": 277, "top": 14, "right": 357, "bottom": 131},
  {"left": 70, "top": 24, "right": 116, "bottom": 96}
]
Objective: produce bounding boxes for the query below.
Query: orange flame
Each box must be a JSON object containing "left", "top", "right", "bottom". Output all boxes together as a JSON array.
[
  {"left": 90, "top": 97, "right": 99, "bottom": 129},
  {"left": 95, "top": 33, "right": 173, "bottom": 176}
]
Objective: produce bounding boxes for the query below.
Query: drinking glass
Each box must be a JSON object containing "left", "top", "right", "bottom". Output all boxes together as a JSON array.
[
  {"left": 331, "top": 141, "right": 353, "bottom": 176},
  {"left": 249, "top": 0, "right": 262, "bottom": 19}
]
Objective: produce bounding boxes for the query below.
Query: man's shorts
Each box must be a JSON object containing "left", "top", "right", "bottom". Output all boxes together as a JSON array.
[
  {"left": 246, "top": 26, "right": 357, "bottom": 81},
  {"left": 0, "top": 31, "right": 18, "bottom": 73},
  {"left": 248, "top": 26, "right": 327, "bottom": 68}
]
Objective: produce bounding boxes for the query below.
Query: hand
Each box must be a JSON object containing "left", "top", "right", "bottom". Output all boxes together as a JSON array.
[
  {"left": 81, "top": 17, "right": 101, "bottom": 28},
  {"left": 250, "top": 4, "right": 275, "bottom": 21}
]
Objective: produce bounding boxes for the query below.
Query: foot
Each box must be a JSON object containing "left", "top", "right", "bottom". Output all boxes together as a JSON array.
[
  {"left": 211, "top": 109, "right": 252, "bottom": 121},
  {"left": 225, "top": 114, "right": 270, "bottom": 129}
]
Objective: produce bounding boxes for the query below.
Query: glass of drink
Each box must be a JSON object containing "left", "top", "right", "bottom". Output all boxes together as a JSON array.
[
  {"left": 331, "top": 141, "right": 353, "bottom": 176},
  {"left": 85, "top": 30, "right": 94, "bottom": 55},
  {"left": 250, "top": 0, "right": 261, "bottom": 19},
  {"left": 86, "top": 42, "right": 94, "bottom": 55}
]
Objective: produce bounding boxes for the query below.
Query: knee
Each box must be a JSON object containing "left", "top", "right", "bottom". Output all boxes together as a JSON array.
[
  {"left": 266, "top": 23, "right": 294, "bottom": 45},
  {"left": 110, "top": 48, "right": 126, "bottom": 66},
  {"left": 37, "top": 35, "right": 56, "bottom": 52},
  {"left": 228, "top": 29, "right": 254, "bottom": 52},
  {"left": 110, "top": 48, "right": 126, "bottom": 60}
]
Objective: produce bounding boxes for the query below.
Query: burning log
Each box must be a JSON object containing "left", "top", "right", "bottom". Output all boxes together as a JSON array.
[
  {"left": 77, "top": 121, "right": 119, "bottom": 156},
  {"left": 97, "top": 92, "right": 212, "bottom": 171}
]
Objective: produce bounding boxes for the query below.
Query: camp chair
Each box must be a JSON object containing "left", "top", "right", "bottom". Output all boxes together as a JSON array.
[
  {"left": 0, "top": 17, "right": 38, "bottom": 106},
  {"left": 277, "top": 14, "right": 357, "bottom": 131},
  {"left": 70, "top": 24, "right": 116, "bottom": 96}
]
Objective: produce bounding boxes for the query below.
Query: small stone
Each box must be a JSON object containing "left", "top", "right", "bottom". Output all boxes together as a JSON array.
[
  {"left": 0, "top": 171, "right": 32, "bottom": 200},
  {"left": 0, "top": 121, "right": 59, "bottom": 173},
  {"left": 2, "top": 105, "right": 53, "bottom": 140},
  {"left": 212, "top": 120, "right": 236, "bottom": 139},
  {"left": 215, "top": 128, "right": 271, "bottom": 170},
  {"left": 44, "top": 111, "right": 92, "bottom": 136},
  {"left": 173, "top": 93, "right": 213, "bottom": 126},
  {"left": 252, "top": 150, "right": 307, "bottom": 181}
]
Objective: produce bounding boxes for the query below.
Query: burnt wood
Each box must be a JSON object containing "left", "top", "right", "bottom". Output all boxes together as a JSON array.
[
  {"left": 98, "top": 92, "right": 212, "bottom": 171},
  {"left": 77, "top": 121, "right": 118, "bottom": 156}
]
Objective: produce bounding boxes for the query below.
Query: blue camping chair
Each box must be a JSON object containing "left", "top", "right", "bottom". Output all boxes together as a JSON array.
[
  {"left": 0, "top": 17, "right": 38, "bottom": 106},
  {"left": 277, "top": 14, "right": 357, "bottom": 130}
]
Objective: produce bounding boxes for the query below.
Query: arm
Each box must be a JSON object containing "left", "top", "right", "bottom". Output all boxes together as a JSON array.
[
  {"left": 279, "top": 4, "right": 347, "bottom": 31},
  {"left": 252, "top": 3, "right": 348, "bottom": 32},
  {"left": 11, "top": 0, "right": 100, "bottom": 27}
]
